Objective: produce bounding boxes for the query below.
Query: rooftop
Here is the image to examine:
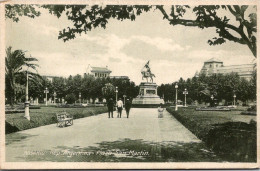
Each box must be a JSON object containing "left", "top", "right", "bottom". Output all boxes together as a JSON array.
[
  {"left": 91, "top": 66, "right": 111, "bottom": 73},
  {"left": 204, "top": 57, "right": 223, "bottom": 63},
  {"left": 216, "top": 63, "right": 255, "bottom": 70}
]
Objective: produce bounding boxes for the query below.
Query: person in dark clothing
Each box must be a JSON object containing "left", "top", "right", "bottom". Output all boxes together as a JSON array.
[
  {"left": 125, "top": 99, "right": 132, "bottom": 118},
  {"left": 107, "top": 98, "right": 114, "bottom": 118}
]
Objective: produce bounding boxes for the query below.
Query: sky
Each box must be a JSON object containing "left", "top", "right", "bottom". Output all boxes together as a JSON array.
[{"left": 6, "top": 5, "right": 256, "bottom": 85}]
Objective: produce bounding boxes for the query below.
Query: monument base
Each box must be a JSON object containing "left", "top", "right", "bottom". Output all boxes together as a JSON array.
[
  {"left": 132, "top": 96, "right": 164, "bottom": 104},
  {"left": 132, "top": 82, "right": 164, "bottom": 105}
]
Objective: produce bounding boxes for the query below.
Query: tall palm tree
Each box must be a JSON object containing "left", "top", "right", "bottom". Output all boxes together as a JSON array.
[{"left": 5, "top": 46, "right": 39, "bottom": 106}]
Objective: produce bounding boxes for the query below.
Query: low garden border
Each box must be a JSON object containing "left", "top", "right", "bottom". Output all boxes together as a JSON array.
[{"left": 166, "top": 107, "right": 256, "bottom": 162}]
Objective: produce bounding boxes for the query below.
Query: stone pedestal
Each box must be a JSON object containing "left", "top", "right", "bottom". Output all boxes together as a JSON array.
[{"left": 132, "top": 82, "right": 164, "bottom": 104}]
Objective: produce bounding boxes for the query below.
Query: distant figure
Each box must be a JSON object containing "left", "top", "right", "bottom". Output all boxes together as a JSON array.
[
  {"left": 125, "top": 99, "right": 132, "bottom": 118},
  {"left": 107, "top": 98, "right": 114, "bottom": 118},
  {"left": 117, "top": 98, "right": 123, "bottom": 118},
  {"left": 158, "top": 103, "right": 164, "bottom": 118}
]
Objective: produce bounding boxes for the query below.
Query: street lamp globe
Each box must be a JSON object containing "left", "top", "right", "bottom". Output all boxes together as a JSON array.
[
  {"left": 183, "top": 88, "right": 188, "bottom": 107},
  {"left": 175, "top": 84, "right": 178, "bottom": 89}
]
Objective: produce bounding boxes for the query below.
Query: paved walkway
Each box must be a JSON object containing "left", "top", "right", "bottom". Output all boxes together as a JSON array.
[{"left": 6, "top": 108, "right": 219, "bottom": 162}]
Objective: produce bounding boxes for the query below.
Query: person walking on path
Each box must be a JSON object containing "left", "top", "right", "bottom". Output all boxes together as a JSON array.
[
  {"left": 125, "top": 99, "right": 132, "bottom": 118},
  {"left": 158, "top": 103, "right": 164, "bottom": 118},
  {"left": 107, "top": 98, "right": 114, "bottom": 118},
  {"left": 116, "top": 98, "right": 123, "bottom": 118}
]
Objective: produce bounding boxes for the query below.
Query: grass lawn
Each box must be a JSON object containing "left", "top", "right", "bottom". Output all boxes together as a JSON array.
[
  {"left": 6, "top": 107, "right": 108, "bottom": 134},
  {"left": 166, "top": 107, "right": 256, "bottom": 162}
]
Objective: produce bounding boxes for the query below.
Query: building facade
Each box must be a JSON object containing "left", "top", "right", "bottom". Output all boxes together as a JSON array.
[
  {"left": 109, "top": 76, "right": 129, "bottom": 80},
  {"left": 42, "top": 76, "right": 59, "bottom": 83},
  {"left": 86, "top": 64, "right": 112, "bottom": 78},
  {"left": 200, "top": 57, "right": 256, "bottom": 80}
]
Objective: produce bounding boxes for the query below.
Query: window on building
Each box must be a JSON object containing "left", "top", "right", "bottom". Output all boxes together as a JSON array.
[
  {"left": 210, "top": 64, "right": 212, "bottom": 68},
  {"left": 216, "top": 64, "right": 218, "bottom": 67},
  {"left": 95, "top": 73, "right": 97, "bottom": 77}
]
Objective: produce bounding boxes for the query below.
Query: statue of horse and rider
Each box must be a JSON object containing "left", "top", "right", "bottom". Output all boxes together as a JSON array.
[{"left": 141, "top": 60, "right": 155, "bottom": 83}]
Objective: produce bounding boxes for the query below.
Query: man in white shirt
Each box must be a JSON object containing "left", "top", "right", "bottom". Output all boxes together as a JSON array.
[{"left": 117, "top": 98, "right": 123, "bottom": 118}]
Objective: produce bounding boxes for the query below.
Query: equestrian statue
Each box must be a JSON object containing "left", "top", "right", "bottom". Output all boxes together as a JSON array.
[{"left": 141, "top": 60, "right": 155, "bottom": 83}]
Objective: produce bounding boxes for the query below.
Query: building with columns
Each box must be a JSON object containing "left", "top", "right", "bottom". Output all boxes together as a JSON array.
[
  {"left": 86, "top": 64, "right": 112, "bottom": 78},
  {"left": 200, "top": 57, "right": 256, "bottom": 80}
]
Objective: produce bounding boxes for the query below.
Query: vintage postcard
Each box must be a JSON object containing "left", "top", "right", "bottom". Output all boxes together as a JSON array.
[{"left": 0, "top": 0, "right": 259, "bottom": 169}]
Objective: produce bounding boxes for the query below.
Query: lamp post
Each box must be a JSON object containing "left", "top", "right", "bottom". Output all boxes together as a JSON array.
[
  {"left": 53, "top": 91, "right": 57, "bottom": 105},
  {"left": 183, "top": 88, "right": 188, "bottom": 107},
  {"left": 211, "top": 95, "right": 214, "bottom": 107},
  {"left": 175, "top": 84, "right": 178, "bottom": 111},
  {"left": 44, "top": 88, "right": 49, "bottom": 106},
  {"left": 123, "top": 95, "right": 126, "bottom": 107},
  {"left": 24, "top": 70, "right": 30, "bottom": 120},
  {"left": 115, "top": 86, "right": 118, "bottom": 102},
  {"left": 233, "top": 94, "right": 236, "bottom": 106},
  {"left": 79, "top": 92, "right": 81, "bottom": 104}
]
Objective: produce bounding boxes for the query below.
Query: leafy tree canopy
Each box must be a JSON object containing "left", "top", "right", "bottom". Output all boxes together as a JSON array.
[
  {"left": 5, "top": 4, "right": 41, "bottom": 22},
  {"left": 5, "top": 5, "right": 257, "bottom": 57},
  {"left": 5, "top": 46, "right": 40, "bottom": 105}
]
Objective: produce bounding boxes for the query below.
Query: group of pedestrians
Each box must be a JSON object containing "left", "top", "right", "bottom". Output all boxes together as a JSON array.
[
  {"left": 106, "top": 98, "right": 132, "bottom": 118},
  {"left": 107, "top": 99, "right": 165, "bottom": 119}
]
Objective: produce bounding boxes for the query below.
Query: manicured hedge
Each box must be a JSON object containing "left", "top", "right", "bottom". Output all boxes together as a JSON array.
[
  {"left": 5, "top": 110, "right": 25, "bottom": 114},
  {"left": 166, "top": 107, "right": 256, "bottom": 162},
  {"left": 132, "top": 104, "right": 171, "bottom": 108},
  {"left": 241, "top": 111, "right": 257, "bottom": 116}
]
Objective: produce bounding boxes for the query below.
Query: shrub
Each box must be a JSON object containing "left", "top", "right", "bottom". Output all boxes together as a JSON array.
[
  {"left": 247, "top": 105, "right": 256, "bottom": 112},
  {"left": 65, "top": 93, "right": 76, "bottom": 104}
]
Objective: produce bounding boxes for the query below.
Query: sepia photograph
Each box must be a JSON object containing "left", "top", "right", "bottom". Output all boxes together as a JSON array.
[{"left": 0, "top": 0, "right": 259, "bottom": 169}]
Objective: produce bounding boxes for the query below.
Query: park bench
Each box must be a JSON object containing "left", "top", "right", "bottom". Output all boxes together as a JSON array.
[{"left": 56, "top": 112, "right": 73, "bottom": 127}]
